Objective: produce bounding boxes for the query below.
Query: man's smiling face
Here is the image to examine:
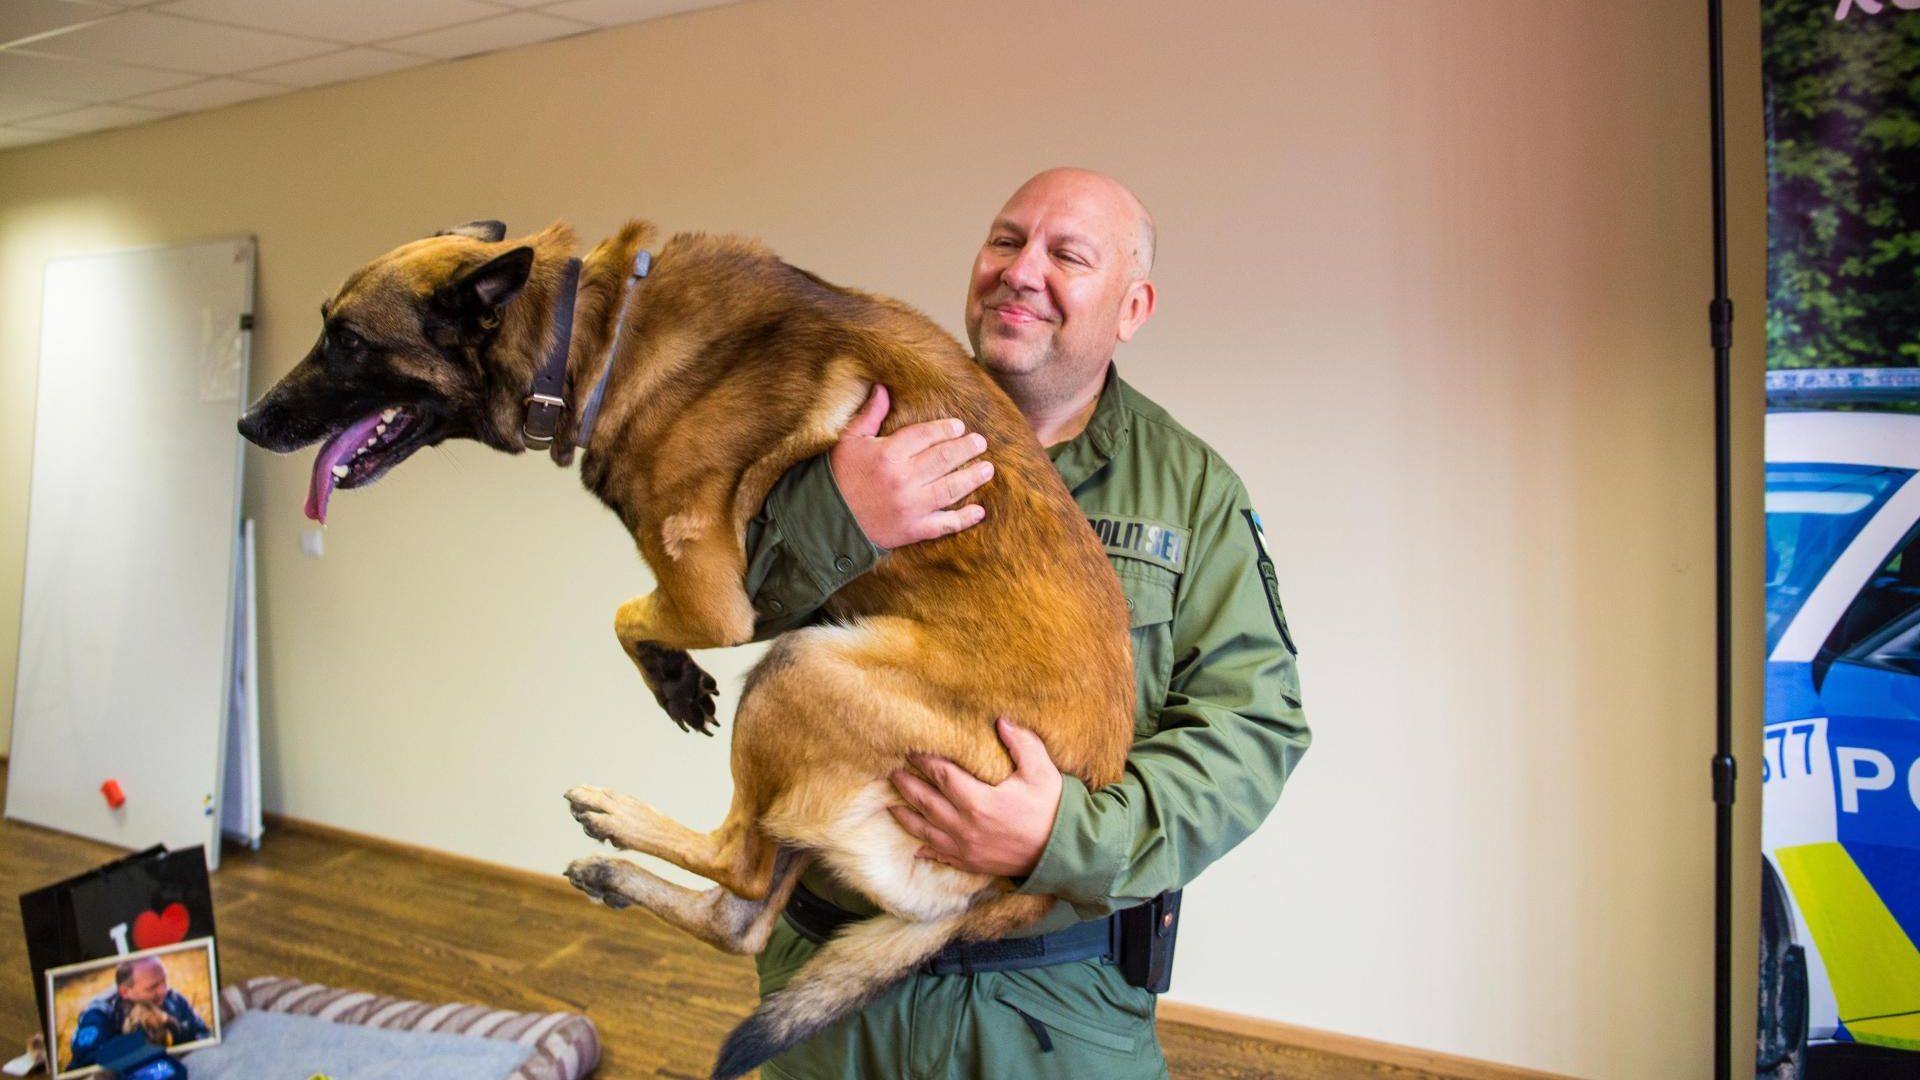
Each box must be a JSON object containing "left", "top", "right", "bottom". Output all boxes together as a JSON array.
[
  {"left": 120, "top": 960, "right": 169, "bottom": 1007},
  {"left": 964, "top": 169, "right": 1154, "bottom": 401}
]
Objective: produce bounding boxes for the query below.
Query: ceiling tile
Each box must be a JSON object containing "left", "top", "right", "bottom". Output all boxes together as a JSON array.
[
  {"left": 123, "top": 76, "right": 284, "bottom": 110},
  {"left": 156, "top": 0, "right": 511, "bottom": 46},
  {"left": 243, "top": 47, "right": 428, "bottom": 88},
  {"left": 0, "top": 50, "right": 197, "bottom": 101},
  {"left": 0, "top": 125, "right": 67, "bottom": 149},
  {"left": 19, "top": 101, "right": 172, "bottom": 132},
  {"left": 0, "top": 90, "right": 82, "bottom": 123},
  {"left": 0, "top": 1, "right": 117, "bottom": 48},
  {"left": 540, "top": 0, "right": 736, "bottom": 27},
  {"left": 24, "top": 10, "right": 337, "bottom": 75},
  {"left": 383, "top": 11, "right": 593, "bottom": 60}
]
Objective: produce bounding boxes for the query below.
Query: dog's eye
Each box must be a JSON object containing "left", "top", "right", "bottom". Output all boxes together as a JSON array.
[{"left": 332, "top": 328, "right": 365, "bottom": 352}]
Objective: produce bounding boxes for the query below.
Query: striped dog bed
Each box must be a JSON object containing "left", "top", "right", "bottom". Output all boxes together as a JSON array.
[{"left": 198, "top": 976, "right": 600, "bottom": 1080}]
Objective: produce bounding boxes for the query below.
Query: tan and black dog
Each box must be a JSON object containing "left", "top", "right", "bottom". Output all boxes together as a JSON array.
[{"left": 237, "top": 219, "right": 1133, "bottom": 1078}]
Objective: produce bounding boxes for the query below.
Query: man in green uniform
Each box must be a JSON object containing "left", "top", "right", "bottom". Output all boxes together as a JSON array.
[{"left": 736, "top": 168, "right": 1309, "bottom": 1078}]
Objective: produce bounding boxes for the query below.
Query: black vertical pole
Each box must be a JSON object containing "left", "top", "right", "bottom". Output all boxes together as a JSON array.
[{"left": 1707, "top": 1, "right": 1738, "bottom": 1079}]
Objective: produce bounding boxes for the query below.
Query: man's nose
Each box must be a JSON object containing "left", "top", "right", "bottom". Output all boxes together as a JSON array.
[{"left": 1000, "top": 241, "right": 1047, "bottom": 293}]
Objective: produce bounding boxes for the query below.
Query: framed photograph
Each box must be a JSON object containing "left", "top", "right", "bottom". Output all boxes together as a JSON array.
[{"left": 43, "top": 938, "right": 220, "bottom": 1078}]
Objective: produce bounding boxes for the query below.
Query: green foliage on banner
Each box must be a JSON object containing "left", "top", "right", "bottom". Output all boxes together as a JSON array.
[{"left": 1764, "top": 0, "right": 1920, "bottom": 371}]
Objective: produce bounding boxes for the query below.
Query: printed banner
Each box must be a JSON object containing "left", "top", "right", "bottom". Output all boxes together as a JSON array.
[{"left": 1760, "top": 1, "right": 1920, "bottom": 1075}]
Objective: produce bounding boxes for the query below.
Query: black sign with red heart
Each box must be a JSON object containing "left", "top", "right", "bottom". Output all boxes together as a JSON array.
[{"left": 18, "top": 847, "right": 218, "bottom": 1036}]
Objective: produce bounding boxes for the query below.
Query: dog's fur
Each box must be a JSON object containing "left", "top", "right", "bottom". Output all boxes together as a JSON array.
[
  {"left": 121, "top": 1001, "right": 176, "bottom": 1045},
  {"left": 237, "top": 220, "right": 1134, "bottom": 1078}
]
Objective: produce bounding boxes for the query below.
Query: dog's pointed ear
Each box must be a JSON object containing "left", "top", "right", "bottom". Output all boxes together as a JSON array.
[
  {"left": 441, "top": 246, "right": 535, "bottom": 312},
  {"left": 429, "top": 247, "right": 535, "bottom": 344},
  {"left": 435, "top": 220, "right": 507, "bottom": 242}
]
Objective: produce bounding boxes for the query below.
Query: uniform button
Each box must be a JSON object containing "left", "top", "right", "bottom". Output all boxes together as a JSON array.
[
  {"left": 768, "top": 599, "right": 786, "bottom": 614},
  {"left": 834, "top": 555, "right": 855, "bottom": 573},
  {"left": 1125, "top": 598, "right": 1135, "bottom": 610}
]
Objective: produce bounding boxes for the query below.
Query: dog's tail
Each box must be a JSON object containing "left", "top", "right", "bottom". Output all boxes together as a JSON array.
[{"left": 710, "top": 891, "right": 1053, "bottom": 1079}]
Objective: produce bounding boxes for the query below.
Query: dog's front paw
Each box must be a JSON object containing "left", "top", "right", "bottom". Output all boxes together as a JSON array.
[
  {"left": 633, "top": 645, "right": 720, "bottom": 736},
  {"left": 664, "top": 663, "right": 720, "bottom": 736},
  {"left": 565, "top": 856, "right": 633, "bottom": 910}
]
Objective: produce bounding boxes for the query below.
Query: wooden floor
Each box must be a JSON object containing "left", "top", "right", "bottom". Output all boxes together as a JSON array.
[{"left": 0, "top": 763, "right": 1451, "bottom": 1079}]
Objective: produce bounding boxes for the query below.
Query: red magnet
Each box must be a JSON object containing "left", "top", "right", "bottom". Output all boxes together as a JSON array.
[{"left": 100, "top": 779, "right": 125, "bottom": 809}]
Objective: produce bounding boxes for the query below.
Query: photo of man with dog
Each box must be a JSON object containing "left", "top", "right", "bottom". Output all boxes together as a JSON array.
[
  {"left": 739, "top": 167, "right": 1310, "bottom": 1079},
  {"left": 47, "top": 943, "right": 216, "bottom": 1076}
]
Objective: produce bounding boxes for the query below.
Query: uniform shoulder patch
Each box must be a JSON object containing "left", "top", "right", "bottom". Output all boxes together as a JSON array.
[{"left": 1242, "top": 510, "right": 1296, "bottom": 655}]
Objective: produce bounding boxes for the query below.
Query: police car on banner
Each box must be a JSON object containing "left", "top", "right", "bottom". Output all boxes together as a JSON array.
[{"left": 1760, "top": 367, "right": 1920, "bottom": 1076}]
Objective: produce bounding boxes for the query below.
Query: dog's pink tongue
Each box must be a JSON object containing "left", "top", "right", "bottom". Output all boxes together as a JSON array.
[{"left": 305, "top": 413, "right": 385, "bottom": 523}]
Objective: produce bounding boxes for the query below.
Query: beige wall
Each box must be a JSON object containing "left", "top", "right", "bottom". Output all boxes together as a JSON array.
[{"left": 0, "top": 1, "right": 1766, "bottom": 1075}]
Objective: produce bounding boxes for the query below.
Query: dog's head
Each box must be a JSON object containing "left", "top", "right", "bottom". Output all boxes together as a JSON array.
[
  {"left": 237, "top": 219, "right": 578, "bottom": 522},
  {"left": 122, "top": 1001, "right": 174, "bottom": 1045}
]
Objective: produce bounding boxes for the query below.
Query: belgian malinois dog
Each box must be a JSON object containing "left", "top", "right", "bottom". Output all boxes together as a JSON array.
[{"left": 236, "top": 219, "right": 1133, "bottom": 1078}]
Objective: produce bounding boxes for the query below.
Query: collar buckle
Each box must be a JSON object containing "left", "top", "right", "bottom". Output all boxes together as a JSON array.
[
  {"left": 522, "top": 392, "right": 565, "bottom": 448},
  {"left": 519, "top": 249, "right": 652, "bottom": 456}
]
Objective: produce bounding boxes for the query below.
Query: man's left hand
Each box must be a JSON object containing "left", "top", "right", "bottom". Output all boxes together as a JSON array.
[{"left": 888, "top": 717, "right": 1063, "bottom": 878}]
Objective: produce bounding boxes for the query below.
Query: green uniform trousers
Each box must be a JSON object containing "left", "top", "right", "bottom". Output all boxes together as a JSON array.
[{"left": 756, "top": 917, "right": 1170, "bottom": 1080}]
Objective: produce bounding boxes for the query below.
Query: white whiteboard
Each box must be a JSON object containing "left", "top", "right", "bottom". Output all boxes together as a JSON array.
[{"left": 5, "top": 238, "right": 254, "bottom": 868}]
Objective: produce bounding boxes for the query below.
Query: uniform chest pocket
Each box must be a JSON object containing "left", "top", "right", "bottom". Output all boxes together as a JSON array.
[{"left": 1118, "top": 564, "right": 1177, "bottom": 738}]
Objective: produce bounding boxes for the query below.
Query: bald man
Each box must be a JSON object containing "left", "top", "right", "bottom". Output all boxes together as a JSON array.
[{"left": 740, "top": 168, "right": 1309, "bottom": 1078}]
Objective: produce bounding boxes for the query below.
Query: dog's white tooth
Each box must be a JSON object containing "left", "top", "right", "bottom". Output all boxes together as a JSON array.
[
  {"left": 376, "top": 424, "right": 387, "bottom": 435},
  {"left": 330, "top": 465, "right": 349, "bottom": 479},
  {"left": 381, "top": 408, "right": 398, "bottom": 422}
]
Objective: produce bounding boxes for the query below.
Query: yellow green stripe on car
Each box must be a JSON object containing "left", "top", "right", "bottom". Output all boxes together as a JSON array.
[
  {"left": 1847, "top": 1013, "right": 1920, "bottom": 1051},
  {"left": 1776, "top": 842, "right": 1920, "bottom": 1050}
]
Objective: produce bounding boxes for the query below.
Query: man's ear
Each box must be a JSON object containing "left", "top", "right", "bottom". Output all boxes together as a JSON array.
[
  {"left": 1115, "top": 278, "right": 1156, "bottom": 344},
  {"left": 437, "top": 246, "right": 535, "bottom": 319}
]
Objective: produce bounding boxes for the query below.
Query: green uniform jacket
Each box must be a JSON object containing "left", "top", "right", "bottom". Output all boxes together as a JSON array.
[{"left": 740, "top": 365, "right": 1309, "bottom": 1077}]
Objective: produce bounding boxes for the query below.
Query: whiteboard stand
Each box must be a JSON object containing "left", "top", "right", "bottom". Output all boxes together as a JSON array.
[{"left": 220, "top": 518, "right": 262, "bottom": 851}]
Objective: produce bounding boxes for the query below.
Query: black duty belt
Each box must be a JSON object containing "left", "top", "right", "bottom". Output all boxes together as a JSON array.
[{"left": 783, "top": 882, "right": 1118, "bottom": 976}]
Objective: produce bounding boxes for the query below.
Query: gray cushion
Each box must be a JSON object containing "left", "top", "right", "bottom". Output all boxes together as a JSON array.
[
  {"left": 185, "top": 1010, "right": 531, "bottom": 1080},
  {"left": 202, "top": 976, "right": 599, "bottom": 1080}
]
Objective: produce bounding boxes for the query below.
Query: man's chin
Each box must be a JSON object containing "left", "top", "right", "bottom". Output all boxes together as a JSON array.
[{"left": 974, "top": 341, "right": 1050, "bottom": 378}]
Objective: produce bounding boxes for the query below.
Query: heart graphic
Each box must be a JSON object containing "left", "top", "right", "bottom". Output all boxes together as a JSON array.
[{"left": 130, "top": 903, "right": 190, "bottom": 950}]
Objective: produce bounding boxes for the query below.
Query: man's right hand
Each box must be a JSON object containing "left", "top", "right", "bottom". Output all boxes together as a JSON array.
[{"left": 830, "top": 384, "right": 993, "bottom": 549}]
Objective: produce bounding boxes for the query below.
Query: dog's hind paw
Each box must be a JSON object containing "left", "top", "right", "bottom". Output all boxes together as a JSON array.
[
  {"left": 634, "top": 645, "right": 721, "bottom": 736},
  {"left": 565, "top": 785, "right": 626, "bottom": 846},
  {"left": 565, "top": 856, "right": 634, "bottom": 910}
]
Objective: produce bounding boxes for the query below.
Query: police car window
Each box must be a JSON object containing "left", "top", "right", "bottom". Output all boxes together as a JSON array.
[
  {"left": 1824, "top": 517, "right": 1920, "bottom": 666},
  {"left": 1765, "top": 463, "right": 1912, "bottom": 653},
  {"left": 1851, "top": 607, "right": 1920, "bottom": 676}
]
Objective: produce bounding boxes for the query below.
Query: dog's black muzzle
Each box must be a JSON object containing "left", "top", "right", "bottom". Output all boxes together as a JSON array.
[
  {"left": 236, "top": 351, "right": 355, "bottom": 452},
  {"left": 236, "top": 397, "right": 323, "bottom": 452}
]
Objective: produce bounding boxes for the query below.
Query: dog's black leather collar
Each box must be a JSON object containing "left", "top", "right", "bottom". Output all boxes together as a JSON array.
[
  {"left": 520, "top": 257, "right": 582, "bottom": 450},
  {"left": 520, "top": 249, "right": 652, "bottom": 454}
]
